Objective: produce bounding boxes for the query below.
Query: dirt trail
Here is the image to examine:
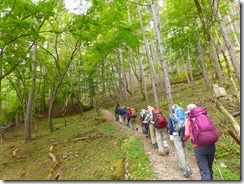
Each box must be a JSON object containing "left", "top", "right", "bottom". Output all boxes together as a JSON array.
[{"left": 101, "top": 109, "right": 201, "bottom": 180}]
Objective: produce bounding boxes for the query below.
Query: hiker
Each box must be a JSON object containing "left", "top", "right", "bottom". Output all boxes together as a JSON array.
[
  {"left": 114, "top": 103, "right": 120, "bottom": 121},
  {"left": 147, "top": 106, "right": 158, "bottom": 149},
  {"left": 121, "top": 107, "right": 127, "bottom": 126},
  {"left": 151, "top": 108, "right": 169, "bottom": 156},
  {"left": 130, "top": 108, "right": 137, "bottom": 131},
  {"left": 140, "top": 109, "right": 150, "bottom": 137},
  {"left": 126, "top": 107, "right": 132, "bottom": 127},
  {"left": 168, "top": 104, "right": 192, "bottom": 176},
  {"left": 117, "top": 106, "right": 123, "bottom": 124},
  {"left": 182, "top": 104, "right": 218, "bottom": 180}
]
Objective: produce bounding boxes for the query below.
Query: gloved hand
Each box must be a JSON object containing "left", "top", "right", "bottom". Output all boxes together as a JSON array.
[
  {"left": 170, "top": 135, "right": 174, "bottom": 141},
  {"left": 181, "top": 136, "right": 185, "bottom": 142}
]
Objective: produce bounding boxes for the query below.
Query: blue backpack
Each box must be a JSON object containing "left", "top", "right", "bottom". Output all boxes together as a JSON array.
[{"left": 171, "top": 107, "right": 186, "bottom": 133}]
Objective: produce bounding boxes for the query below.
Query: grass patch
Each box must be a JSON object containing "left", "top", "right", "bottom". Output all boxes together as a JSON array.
[
  {"left": 122, "top": 137, "right": 154, "bottom": 180},
  {"left": 0, "top": 110, "right": 153, "bottom": 180}
]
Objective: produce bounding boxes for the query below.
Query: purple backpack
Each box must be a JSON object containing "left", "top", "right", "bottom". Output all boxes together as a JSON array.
[{"left": 189, "top": 107, "right": 220, "bottom": 146}]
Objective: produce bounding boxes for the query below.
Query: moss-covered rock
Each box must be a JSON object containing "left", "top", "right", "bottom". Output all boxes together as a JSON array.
[{"left": 112, "top": 158, "right": 125, "bottom": 180}]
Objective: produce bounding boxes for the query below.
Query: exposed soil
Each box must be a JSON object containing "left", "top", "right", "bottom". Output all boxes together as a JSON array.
[{"left": 101, "top": 109, "right": 201, "bottom": 180}]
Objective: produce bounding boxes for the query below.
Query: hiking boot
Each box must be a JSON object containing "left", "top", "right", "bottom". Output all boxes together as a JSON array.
[
  {"left": 159, "top": 151, "right": 165, "bottom": 156},
  {"left": 159, "top": 151, "right": 168, "bottom": 156},
  {"left": 152, "top": 143, "right": 158, "bottom": 149},
  {"left": 145, "top": 134, "right": 150, "bottom": 139},
  {"left": 164, "top": 147, "right": 169, "bottom": 155},
  {"left": 184, "top": 170, "right": 192, "bottom": 178}
]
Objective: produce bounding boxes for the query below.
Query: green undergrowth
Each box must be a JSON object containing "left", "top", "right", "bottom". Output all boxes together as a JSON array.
[
  {"left": 0, "top": 109, "right": 153, "bottom": 180},
  {"left": 122, "top": 137, "right": 155, "bottom": 180}
]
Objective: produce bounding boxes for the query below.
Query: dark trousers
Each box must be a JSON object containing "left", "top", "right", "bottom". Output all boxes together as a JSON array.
[
  {"left": 194, "top": 144, "right": 216, "bottom": 180},
  {"left": 142, "top": 122, "right": 149, "bottom": 135}
]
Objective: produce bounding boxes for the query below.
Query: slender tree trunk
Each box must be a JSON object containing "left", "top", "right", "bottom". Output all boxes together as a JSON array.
[
  {"left": 137, "top": 2, "right": 159, "bottom": 109},
  {"left": 187, "top": 55, "right": 194, "bottom": 85},
  {"left": 119, "top": 49, "right": 128, "bottom": 100},
  {"left": 127, "top": 53, "right": 134, "bottom": 95},
  {"left": 150, "top": 0, "right": 173, "bottom": 111},
  {"left": 211, "top": 42, "right": 225, "bottom": 83},
  {"left": 218, "top": 11, "right": 240, "bottom": 83},
  {"left": 183, "top": 63, "right": 190, "bottom": 84},
  {"left": 116, "top": 49, "right": 123, "bottom": 103},
  {"left": 127, "top": 9, "right": 134, "bottom": 96},
  {"left": 24, "top": 43, "right": 37, "bottom": 141},
  {"left": 214, "top": 30, "right": 233, "bottom": 80},
  {"left": 137, "top": 51, "right": 149, "bottom": 105},
  {"left": 226, "top": 15, "right": 240, "bottom": 48},
  {"left": 198, "top": 41, "right": 211, "bottom": 90},
  {"left": 150, "top": 39, "right": 164, "bottom": 92},
  {"left": 194, "top": 0, "right": 224, "bottom": 83}
]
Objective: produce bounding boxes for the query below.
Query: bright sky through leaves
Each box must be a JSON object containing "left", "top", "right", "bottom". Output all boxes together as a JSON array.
[{"left": 64, "top": 0, "right": 91, "bottom": 14}]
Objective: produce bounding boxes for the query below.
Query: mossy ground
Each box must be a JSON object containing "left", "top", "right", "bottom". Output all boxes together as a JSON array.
[{"left": 0, "top": 109, "right": 154, "bottom": 180}]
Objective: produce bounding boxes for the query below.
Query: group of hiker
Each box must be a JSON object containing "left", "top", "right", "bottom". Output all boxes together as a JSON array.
[{"left": 114, "top": 102, "right": 220, "bottom": 180}]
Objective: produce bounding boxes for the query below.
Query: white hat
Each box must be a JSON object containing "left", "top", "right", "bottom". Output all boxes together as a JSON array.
[{"left": 186, "top": 103, "right": 197, "bottom": 113}]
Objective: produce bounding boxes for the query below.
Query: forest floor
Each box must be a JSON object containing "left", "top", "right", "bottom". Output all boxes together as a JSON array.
[{"left": 101, "top": 109, "right": 201, "bottom": 180}]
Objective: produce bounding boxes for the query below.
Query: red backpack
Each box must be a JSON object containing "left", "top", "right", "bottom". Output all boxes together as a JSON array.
[
  {"left": 189, "top": 107, "right": 220, "bottom": 146},
  {"left": 152, "top": 109, "right": 167, "bottom": 128}
]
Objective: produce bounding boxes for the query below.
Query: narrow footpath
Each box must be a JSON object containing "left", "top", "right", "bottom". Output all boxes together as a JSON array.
[{"left": 102, "top": 109, "right": 200, "bottom": 180}]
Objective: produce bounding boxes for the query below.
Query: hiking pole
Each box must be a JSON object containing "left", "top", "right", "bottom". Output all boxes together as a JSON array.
[
  {"left": 214, "top": 158, "right": 224, "bottom": 180},
  {"left": 182, "top": 141, "right": 192, "bottom": 178}
]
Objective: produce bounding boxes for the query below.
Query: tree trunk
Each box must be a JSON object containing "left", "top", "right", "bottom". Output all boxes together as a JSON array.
[
  {"left": 194, "top": 0, "right": 224, "bottom": 83},
  {"left": 187, "top": 55, "right": 194, "bottom": 86},
  {"left": 226, "top": 15, "right": 240, "bottom": 48},
  {"left": 150, "top": 39, "right": 164, "bottom": 92},
  {"left": 128, "top": 54, "right": 134, "bottom": 96},
  {"left": 137, "top": 51, "right": 149, "bottom": 105},
  {"left": 116, "top": 49, "right": 123, "bottom": 103},
  {"left": 218, "top": 11, "right": 240, "bottom": 83},
  {"left": 198, "top": 41, "right": 211, "bottom": 90},
  {"left": 183, "top": 63, "right": 190, "bottom": 84},
  {"left": 150, "top": 0, "right": 173, "bottom": 111},
  {"left": 211, "top": 42, "right": 225, "bottom": 83},
  {"left": 119, "top": 49, "right": 128, "bottom": 100},
  {"left": 24, "top": 43, "right": 37, "bottom": 141},
  {"left": 137, "top": 2, "right": 159, "bottom": 109}
]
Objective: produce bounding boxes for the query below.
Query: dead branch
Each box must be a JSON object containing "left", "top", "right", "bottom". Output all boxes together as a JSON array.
[
  {"left": 231, "top": 111, "right": 240, "bottom": 117},
  {"left": 72, "top": 134, "right": 104, "bottom": 142},
  {"left": 50, "top": 145, "right": 54, "bottom": 153},
  {"left": 227, "top": 129, "right": 240, "bottom": 145},
  {"left": 215, "top": 99, "right": 240, "bottom": 136},
  {"left": 49, "top": 153, "right": 57, "bottom": 163},
  {"left": 55, "top": 170, "right": 62, "bottom": 180},
  {"left": 12, "top": 148, "right": 19, "bottom": 157}
]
